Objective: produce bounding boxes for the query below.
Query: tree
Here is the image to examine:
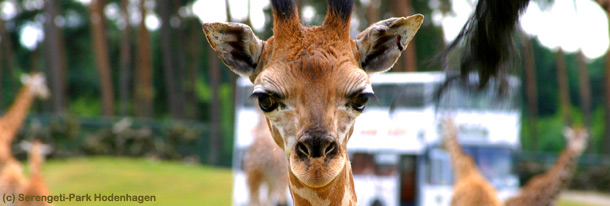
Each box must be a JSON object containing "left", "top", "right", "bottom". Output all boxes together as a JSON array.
[
  {"left": 172, "top": 0, "right": 188, "bottom": 118},
  {"left": 0, "top": 17, "right": 6, "bottom": 108},
  {"left": 366, "top": 0, "right": 380, "bottom": 31},
  {"left": 576, "top": 50, "right": 592, "bottom": 130},
  {"left": 43, "top": 0, "right": 67, "bottom": 113},
  {"left": 158, "top": 0, "right": 186, "bottom": 119},
  {"left": 207, "top": 44, "right": 222, "bottom": 165},
  {"left": 555, "top": 49, "right": 572, "bottom": 125},
  {"left": 119, "top": 0, "right": 132, "bottom": 116},
  {"left": 521, "top": 32, "right": 539, "bottom": 150},
  {"left": 595, "top": 0, "right": 610, "bottom": 154},
  {"left": 391, "top": 0, "right": 418, "bottom": 72},
  {"left": 89, "top": 0, "right": 115, "bottom": 117},
  {"left": 134, "top": 0, "right": 154, "bottom": 117},
  {"left": 184, "top": 17, "right": 201, "bottom": 119}
]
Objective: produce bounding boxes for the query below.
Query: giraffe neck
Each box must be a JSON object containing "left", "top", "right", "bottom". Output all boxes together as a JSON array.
[
  {"left": 546, "top": 147, "right": 580, "bottom": 192},
  {"left": 446, "top": 131, "right": 479, "bottom": 179},
  {"left": 0, "top": 85, "right": 35, "bottom": 142},
  {"left": 288, "top": 159, "right": 357, "bottom": 206},
  {"left": 29, "top": 147, "right": 43, "bottom": 178},
  {"left": 506, "top": 144, "right": 583, "bottom": 206}
]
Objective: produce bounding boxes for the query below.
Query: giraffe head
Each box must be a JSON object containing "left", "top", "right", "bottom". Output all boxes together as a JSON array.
[
  {"left": 563, "top": 127, "right": 589, "bottom": 154},
  {"left": 20, "top": 73, "right": 50, "bottom": 99},
  {"left": 203, "top": 0, "right": 423, "bottom": 188}
]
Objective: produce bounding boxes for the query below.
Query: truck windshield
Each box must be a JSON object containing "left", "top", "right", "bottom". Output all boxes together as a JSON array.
[
  {"left": 438, "top": 81, "right": 520, "bottom": 111},
  {"left": 426, "top": 146, "right": 516, "bottom": 188},
  {"left": 368, "top": 83, "right": 426, "bottom": 108}
]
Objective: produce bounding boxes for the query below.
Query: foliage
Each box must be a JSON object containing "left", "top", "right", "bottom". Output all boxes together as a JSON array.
[{"left": 14, "top": 115, "right": 214, "bottom": 164}]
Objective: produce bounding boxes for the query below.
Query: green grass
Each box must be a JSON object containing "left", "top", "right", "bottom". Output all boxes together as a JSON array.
[
  {"left": 25, "top": 157, "right": 605, "bottom": 206},
  {"left": 558, "top": 200, "right": 604, "bottom": 206},
  {"left": 39, "top": 157, "right": 232, "bottom": 206}
]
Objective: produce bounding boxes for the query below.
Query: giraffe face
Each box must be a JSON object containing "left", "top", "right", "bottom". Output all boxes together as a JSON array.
[
  {"left": 563, "top": 127, "right": 589, "bottom": 153},
  {"left": 21, "top": 73, "right": 50, "bottom": 99},
  {"left": 254, "top": 53, "right": 372, "bottom": 188},
  {"left": 203, "top": 0, "right": 423, "bottom": 190}
]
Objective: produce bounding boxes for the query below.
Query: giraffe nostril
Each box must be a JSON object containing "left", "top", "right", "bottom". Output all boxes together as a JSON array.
[
  {"left": 297, "top": 142, "right": 309, "bottom": 157},
  {"left": 324, "top": 142, "right": 336, "bottom": 156}
]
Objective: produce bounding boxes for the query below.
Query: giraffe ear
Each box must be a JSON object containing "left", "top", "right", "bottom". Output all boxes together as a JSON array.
[
  {"left": 203, "top": 22, "right": 265, "bottom": 77},
  {"left": 355, "top": 14, "right": 423, "bottom": 73}
]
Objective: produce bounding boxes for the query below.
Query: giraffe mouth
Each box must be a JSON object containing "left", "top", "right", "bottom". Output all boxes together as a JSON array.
[{"left": 288, "top": 147, "right": 346, "bottom": 188}]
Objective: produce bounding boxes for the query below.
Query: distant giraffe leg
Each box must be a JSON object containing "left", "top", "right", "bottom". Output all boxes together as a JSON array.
[
  {"left": 247, "top": 170, "right": 263, "bottom": 206},
  {"left": 276, "top": 184, "right": 288, "bottom": 206}
]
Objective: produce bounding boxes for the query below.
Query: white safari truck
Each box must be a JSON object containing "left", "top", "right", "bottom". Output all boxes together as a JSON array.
[{"left": 232, "top": 72, "right": 521, "bottom": 206}]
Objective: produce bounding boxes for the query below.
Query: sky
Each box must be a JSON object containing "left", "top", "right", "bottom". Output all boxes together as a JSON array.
[{"left": 3, "top": 0, "right": 609, "bottom": 59}]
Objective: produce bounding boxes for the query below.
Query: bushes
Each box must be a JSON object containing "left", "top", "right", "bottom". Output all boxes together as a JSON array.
[{"left": 15, "top": 115, "right": 212, "bottom": 164}]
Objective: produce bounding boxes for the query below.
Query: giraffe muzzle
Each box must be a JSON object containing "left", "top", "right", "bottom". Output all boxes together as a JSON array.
[{"left": 295, "top": 135, "right": 338, "bottom": 160}]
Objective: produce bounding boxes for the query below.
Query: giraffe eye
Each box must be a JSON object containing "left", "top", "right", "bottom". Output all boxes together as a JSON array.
[
  {"left": 350, "top": 93, "right": 374, "bottom": 112},
  {"left": 257, "top": 94, "right": 278, "bottom": 112}
]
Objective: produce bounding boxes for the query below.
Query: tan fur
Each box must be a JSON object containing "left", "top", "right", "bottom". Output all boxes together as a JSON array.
[
  {"left": 442, "top": 118, "right": 501, "bottom": 206},
  {"left": 203, "top": 1, "right": 423, "bottom": 204},
  {"left": 0, "top": 159, "right": 27, "bottom": 206},
  {"left": 18, "top": 140, "right": 51, "bottom": 206},
  {"left": 505, "top": 127, "right": 589, "bottom": 206},
  {"left": 244, "top": 113, "right": 289, "bottom": 206}
]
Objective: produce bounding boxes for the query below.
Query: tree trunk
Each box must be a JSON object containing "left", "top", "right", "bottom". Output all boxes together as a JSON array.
[
  {"left": 158, "top": 0, "right": 185, "bottom": 119},
  {"left": 605, "top": 36, "right": 610, "bottom": 154},
  {"left": 596, "top": 0, "right": 610, "bottom": 154},
  {"left": 366, "top": 0, "right": 380, "bottom": 26},
  {"left": 207, "top": 45, "right": 222, "bottom": 165},
  {"left": 43, "top": 0, "right": 67, "bottom": 113},
  {"left": 556, "top": 49, "right": 572, "bottom": 125},
  {"left": 185, "top": 18, "right": 201, "bottom": 119},
  {"left": 391, "top": 0, "right": 418, "bottom": 72},
  {"left": 522, "top": 33, "right": 539, "bottom": 150},
  {"left": 605, "top": 21, "right": 610, "bottom": 154},
  {"left": 577, "top": 51, "right": 592, "bottom": 127},
  {"left": 89, "top": 0, "right": 115, "bottom": 117},
  {"left": 173, "top": 0, "right": 188, "bottom": 119},
  {"left": 0, "top": 10, "right": 16, "bottom": 82},
  {"left": 0, "top": 18, "right": 4, "bottom": 108},
  {"left": 134, "top": 0, "right": 154, "bottom": 118},
  {"left": 577, "top": 50, "right": 593, "bottom": 153},
  {"left": 119, "top": 0, "right": 132, "bottom": 116}
]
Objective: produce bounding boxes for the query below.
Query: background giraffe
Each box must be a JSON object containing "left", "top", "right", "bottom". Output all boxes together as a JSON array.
[
  {"left": 504, "top": 127, "right": 589, "bottom": 206},
  {"left": 441, "top": 118, "right": 502, "bottom": 206},
  {"left": 0, "top": 73, "right": 50, "bottom": 164},
  {"left": 18, "top": 140, "right": 52, "bottom": 206},
  {"left": 244, "top": 113, "right": 288, "bottom": 206}
]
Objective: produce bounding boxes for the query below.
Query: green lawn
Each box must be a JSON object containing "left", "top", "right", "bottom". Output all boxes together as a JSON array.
[
  {"left": 24, "top": 157, "right": 602, "bottom": 206},
  {"left": 41, "top": 157, "right": 233, "bottom": 206},
  {"left": 558, "top": 200, "right": 602, "bottom": 206}
]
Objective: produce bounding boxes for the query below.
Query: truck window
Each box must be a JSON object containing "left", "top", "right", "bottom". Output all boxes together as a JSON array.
[
  {"left": 368, "top": 84, "right": 425, "bottom": 108},
  {"left": 426, "top": 146, "right": 517, "bottom": 188}
]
